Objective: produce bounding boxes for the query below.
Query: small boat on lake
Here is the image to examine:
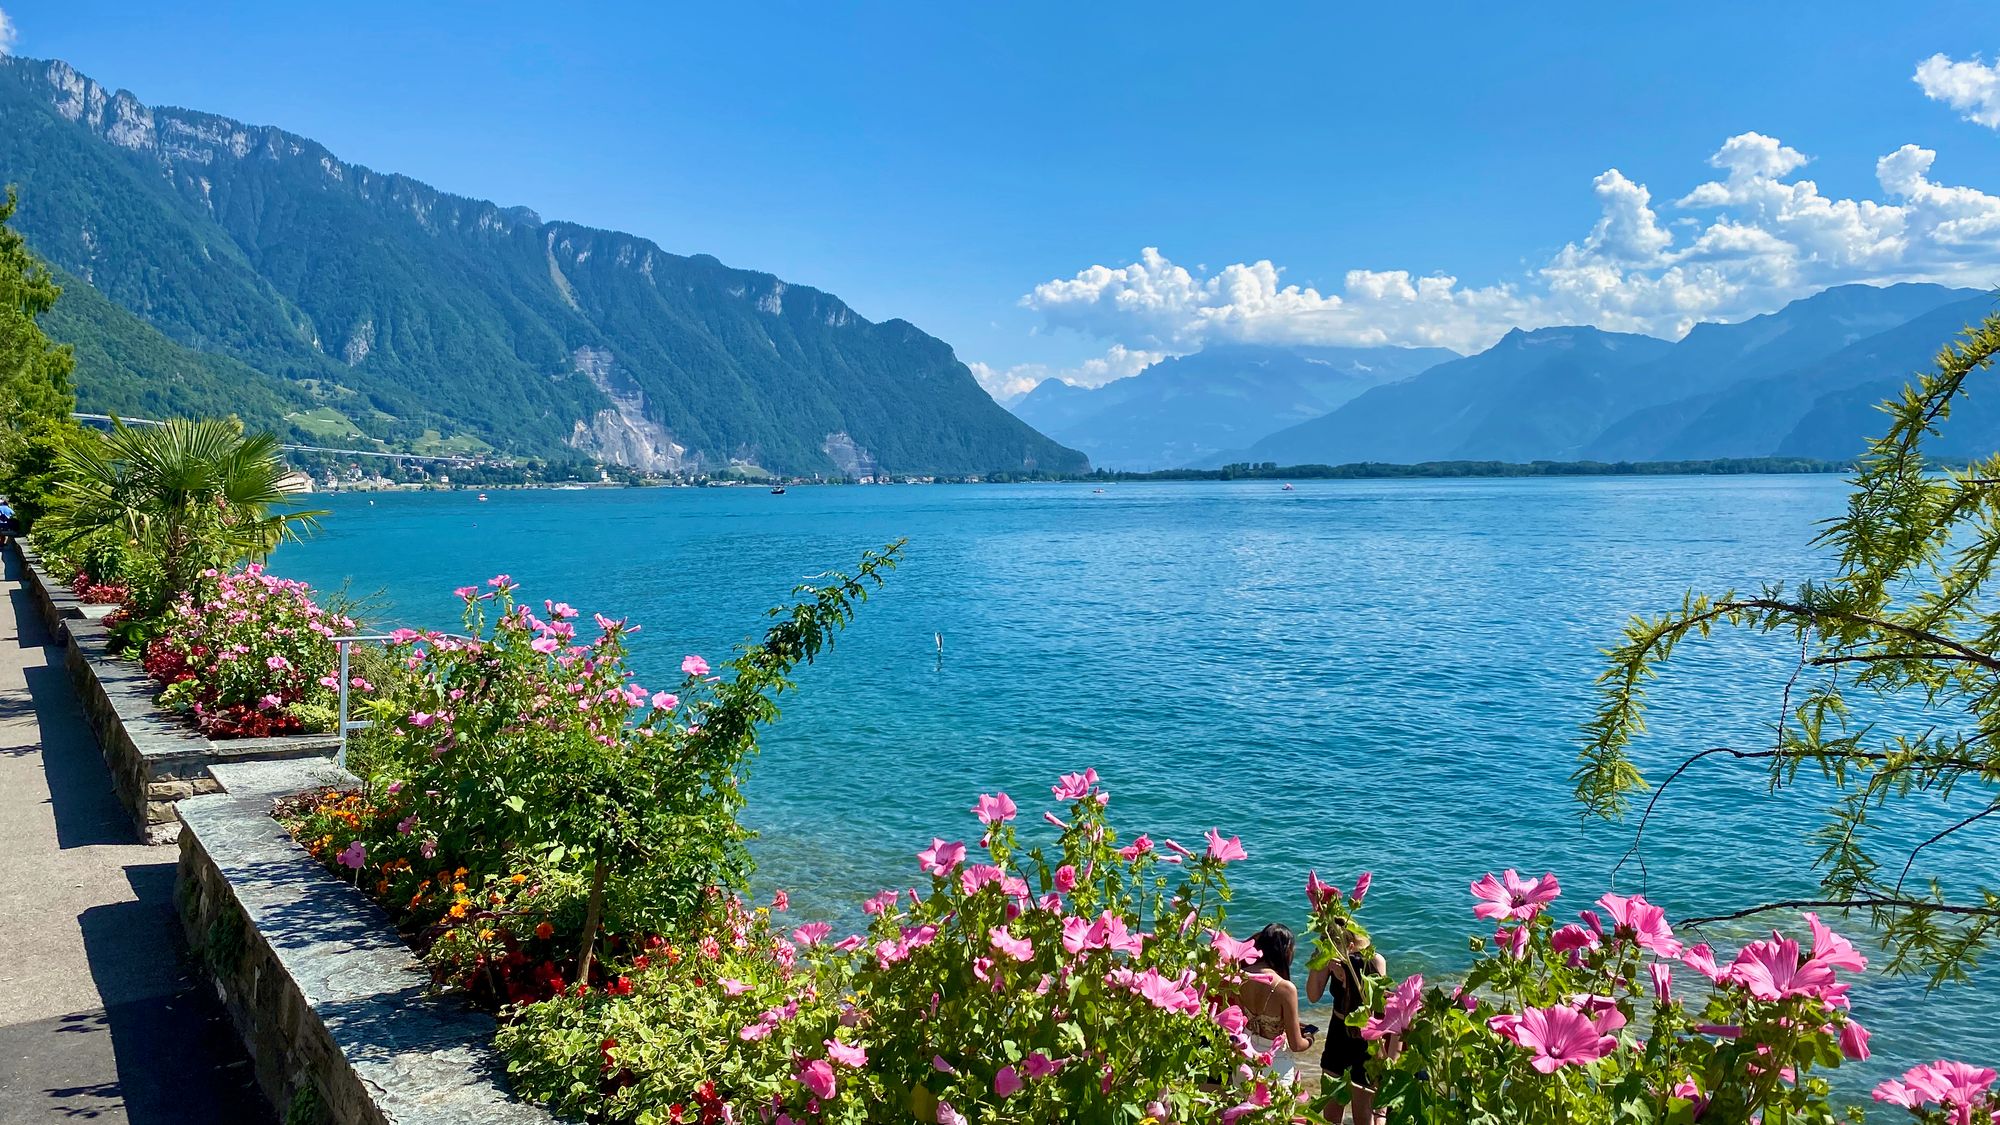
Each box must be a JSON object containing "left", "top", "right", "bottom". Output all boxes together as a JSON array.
[
  {"left": 1281, "top": 483, "right": 1295, "bottom": 491},
  {"left": 477, "top": 492, "right": 489, "bottom": 501},
  {"left": 770, "top": 485, "right": 787, "bottom": 494}
]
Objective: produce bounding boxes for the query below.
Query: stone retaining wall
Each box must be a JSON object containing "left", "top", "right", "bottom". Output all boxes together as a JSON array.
[
  {"left": 15, "top": 541, "right": 341, "bottom": 842},
  {"left": 178, "top": 760, "right": 554, "bottom": 1125}
]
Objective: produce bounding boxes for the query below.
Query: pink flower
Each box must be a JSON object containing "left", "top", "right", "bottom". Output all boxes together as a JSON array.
[
  {"left": 1597, "top": 892, "right": 1683, "bottom": 956},
  {"left": 1550, "top": 924, "right": 1600, "bottom": 958},
  {"left": 529, "top": 635, "right": 559, "bottom": 655},
  {"left": 994, "top": 1066, "right": 1023, "bottom": 1097},
  {"left": 1054, "top": 864, "right": 1077, "bottom": 892},
  {"left": 1804, "top": 911, "right": 1868, "bottom": 972},
  {"left": 917, "top": 838, "right": 966, "bottom": 876},
  {"left": 1727, "top": 936, "right": 1839, "bottom": 1001},
  {"left": 1649, "top": 962, "right": 1673, "bottom": 1003},
  {"left": 1306, "top": 870, "right": 1340, "bottom": 907},
  {"left": 792, "top": 922, "right": 832, "bottom": 947},
  {"left": 681, "top": 654, "right": 710, "bottom": 677},
  {"left": 1493, "top": 924, "right": 1529, "bottom": 960},
  {"left": 1051, "top": 768, "right": 1100, "bottom": 800},
  {"left": 453, "top": 585, "right": 478, "bottom": 599},
  {"left": 1470, "top": 870, "right": 1561, "bottom": 921},
  {"left": 795, "top": 1058, "right": 835, "bottom": 1099},
  {"left": 1209, "top": 930, "right": 1262, "bottom": 964},
  {"left": 1681, "top": 942, "right": 1725, "bottom": 983},
  {"left": 1489, "top": 1004, "right": 1619, "bottom": 1073},
  {"left": 936, "top": 1102, "right": 966, "bottom": 1125},
  {"left": 1024, "top": 1052, "right": 1063, "bottom": 1079},
  {"left": 1118, "top": 835, "right": 1153, "bottom": 861},
  {"left": 990, "top": 926, "right": 1033, "bottom": 961},
  {"left": 825, "top": 1039, "right": 866, "bottom": 1068},
  {"left": 486, "top": 574, "right": 512, "bottom": 588},
  {"left": 257, "top": 693, "right": 283, "bottom": 711},
  {"left": 862, "top": 889, "right": 899, "bottom": 915},
  {"left": 972, "top": 792, "right": 1017, "bottom": 825},
  {"left": 959, "top": 864, "right": 1005, "bottom": 895},
  {"left": 719, "top": 978, "right": 751, "bottom": 996},
  {"left": 1362, "top": 974, "right": 1423, "bottom": 1040},
  {"left": 265, "top": 654, "right": 290, "bottom": 670},
  {"left": 1204, "top": 829, "right": 1247, "bottom": 864},
  {"left": 1840, "top": 1018, "right": 1871, "bottom": 1061},
  {"left": 1873, "top": 1060, "right": 1997, "bottom": 1120},
  {"left": 336, "top": 840, "right": 366, "bottom": 869},
  {"left": 1352, "top": 871, "right": 1372, "bottom": 905}
]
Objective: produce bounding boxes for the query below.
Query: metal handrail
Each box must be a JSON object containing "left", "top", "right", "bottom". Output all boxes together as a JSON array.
[{"left": 331, "top": 631, "right": 474, "bottom": 770}]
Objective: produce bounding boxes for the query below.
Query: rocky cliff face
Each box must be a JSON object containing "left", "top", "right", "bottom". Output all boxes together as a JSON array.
[{"left": 2, "top": 57, "right": 1090, "bottom": 476}]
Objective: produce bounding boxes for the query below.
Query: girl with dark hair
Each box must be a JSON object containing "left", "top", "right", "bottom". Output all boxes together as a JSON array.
[
  {"left": 1234, "top": 922, "right": 1316, "bottom": 1079},
  {"left": 1307, "top": 918, "right": 1389, "bottom": 1124}
]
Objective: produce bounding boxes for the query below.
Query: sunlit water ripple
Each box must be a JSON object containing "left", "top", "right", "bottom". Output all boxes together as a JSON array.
[{"left": 277, "top": 477, "right": 1998, "bottom": 1091}]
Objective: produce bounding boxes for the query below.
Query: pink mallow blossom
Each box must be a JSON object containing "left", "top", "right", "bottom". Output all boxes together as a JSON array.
[
  {"left": 795, "top": 1058, "right": 835, "bottom": 1099},
  {"left": 681, "top": 654, "right": 710, "bottom": 677},
  {"left": 1597, "top": 892, "right": 1684, "bottom": 957},
  {"left": 1727, "top": 935, "right": 1839, "bottom": 1002},
  {"left": 1489, "top": 1004, "right": 1620, "bottom": 1073},
  {"left": 1363, "top": 974, "right": 1423, "bottom": 1040},
  {"left": 1873, "top": 1060, "right": 1997, "bottom": 1122},
  {"left": 972, "top": 792, "right": 1017, "bottom": 825},
  {"left": 917, "top": 838, "right": 966, "bottom": 876},
  {"left": 1204, "top": 829, "right": 1247, "bottom": 863},
  {"left": 825, "top": 1039, "right": 866, "bottom": 1068},
  {"left": 1470, "top": 869, "right": 1561, "bottom": 921},
  {"left": 990, "top": 926, "right": 1034, "bottom": 962}
]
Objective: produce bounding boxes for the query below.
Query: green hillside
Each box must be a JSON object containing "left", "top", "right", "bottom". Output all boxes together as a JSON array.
[{"left": 0, "top": 56, "right": 1085, "bottom": 476}]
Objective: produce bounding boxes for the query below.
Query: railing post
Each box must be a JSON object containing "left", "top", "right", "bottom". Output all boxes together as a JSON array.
[{"left": 337, "top": 639, "right": 351, "bottom": 771}]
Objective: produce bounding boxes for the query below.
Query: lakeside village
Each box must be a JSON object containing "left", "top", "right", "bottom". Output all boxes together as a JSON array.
[{"left": 11, "top": 237, "right": 2000, "bottom": 1125}]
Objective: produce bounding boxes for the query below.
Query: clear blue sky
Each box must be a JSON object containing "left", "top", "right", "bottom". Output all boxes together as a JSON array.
[{"left": 7, "top": 2, "right": 2000, "bottom": 393}]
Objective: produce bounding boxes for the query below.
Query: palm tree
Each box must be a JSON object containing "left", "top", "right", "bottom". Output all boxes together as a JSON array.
[{"left": 49, "top": 417, "right": 324, "bottom": 615}]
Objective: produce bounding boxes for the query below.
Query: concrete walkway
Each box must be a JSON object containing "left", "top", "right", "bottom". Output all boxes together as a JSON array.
[{"left": 0, "top": 552, "right": 271, "bottom": 1124}]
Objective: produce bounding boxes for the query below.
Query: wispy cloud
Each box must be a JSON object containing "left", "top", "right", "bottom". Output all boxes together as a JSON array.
[{"left": 0, "top": 8, "right": 17, "bottom": 57}]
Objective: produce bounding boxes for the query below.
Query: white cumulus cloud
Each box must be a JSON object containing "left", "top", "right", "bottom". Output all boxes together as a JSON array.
[
  {"left": 0, "top": 8, "right": 17, "bottom": 57},
  {"left": 1915, "top": 53, "right": 2000, "bottom": 129},
  {"left": 1011, "top": 129, "right": 2000, "bottom": 362}
]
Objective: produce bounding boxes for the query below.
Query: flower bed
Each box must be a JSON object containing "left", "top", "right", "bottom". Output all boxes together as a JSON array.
[
  {"left": 70, "top": 567, "right": 130, "bottom": 605},
  {"left": 144, "top": 564, "right": 353, "bottom": 738},
  {"left": 264, "top": 554, "right": 2000, "bottom": 1124}
]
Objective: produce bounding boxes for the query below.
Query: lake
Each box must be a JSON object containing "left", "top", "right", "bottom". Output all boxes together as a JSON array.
[{"left": 274, "top": 475, "right": 1997, "bottom": 1085}]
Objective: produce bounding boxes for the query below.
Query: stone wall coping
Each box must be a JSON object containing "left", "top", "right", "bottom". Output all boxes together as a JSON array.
[{"left": 180, "top": 782, "right": 555, "bottom": 1124}]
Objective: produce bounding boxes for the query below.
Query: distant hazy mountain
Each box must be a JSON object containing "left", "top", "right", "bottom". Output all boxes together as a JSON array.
[
  {"left": 1227, "top": 283, "right": 1982, "bottom": 468},
  {"left": 1225, "top": 327, "right": 1673, "bottom": 466},
  {"left": 1582, "top": 283, "right": 1980, "bottom": 461},
  {"left": 0, "top": 56, "right": 1085, "bottom": 476},
  {"left": 1011, "top": 344, "right": 1456, "bottom": 470}
]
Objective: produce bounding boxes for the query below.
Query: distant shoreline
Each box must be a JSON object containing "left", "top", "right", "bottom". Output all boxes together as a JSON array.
[
  {"left": 303, "top": 455, "right": 1876, "bottom": 493},
  {"left": 985, "top": 455, "right": 1863, "bottom": 484}
]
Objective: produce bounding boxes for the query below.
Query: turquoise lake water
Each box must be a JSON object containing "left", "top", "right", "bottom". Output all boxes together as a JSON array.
[{"left": 274, "top": 476, "right": 1995, "bottom": 1084}]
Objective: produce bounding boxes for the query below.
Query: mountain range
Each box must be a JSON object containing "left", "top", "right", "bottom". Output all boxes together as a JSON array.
[
  {"left": 1009, "top": 344, "right": 1456, "bottom": 470},
  {"left": 1015, "top": 283, "right": 1996, "bottom": 471},
  {"left": 0, "top": 56, "right": 1085, "bottom": 477}
]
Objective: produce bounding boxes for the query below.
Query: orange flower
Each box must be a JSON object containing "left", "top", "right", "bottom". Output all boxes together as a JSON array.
[{"left": 535, "top": 921, "right": 555, "bottom": 940}]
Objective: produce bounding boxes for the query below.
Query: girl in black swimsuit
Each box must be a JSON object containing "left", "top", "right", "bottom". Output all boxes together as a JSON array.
[{"left": 1306, "top": 921, "right": 1388, "bottom": 1124}]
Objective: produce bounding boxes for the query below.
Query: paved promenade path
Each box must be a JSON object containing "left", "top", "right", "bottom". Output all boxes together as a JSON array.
[{"left": 0, "top": 553, "right": 272, "bottom": 1124}]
